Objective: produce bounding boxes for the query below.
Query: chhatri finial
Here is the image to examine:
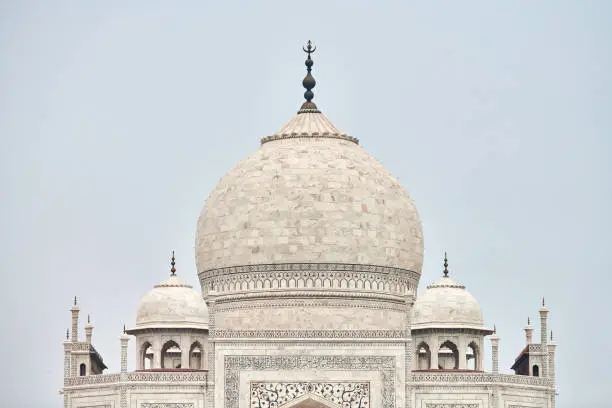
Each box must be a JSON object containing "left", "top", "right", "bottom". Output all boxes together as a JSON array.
[
  {"left": 298, "top": 40, "right": 320, "bottom": 114},
  {"left": 170, "top": 251, "right": 176, "bottom": 276},
  {"left": 443, "top": 252, "right": 449, "bottom": 277}
]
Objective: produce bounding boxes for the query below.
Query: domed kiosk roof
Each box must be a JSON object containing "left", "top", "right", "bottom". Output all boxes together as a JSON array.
[
  {"left": 195, "top": 42, "right": 423, "bottom": 277},
  {"left": 133, "top": 254, "right": 208, "bottom": 331},
  {"left": 412, "top": 255, "right": 485, "bottom": 331}
]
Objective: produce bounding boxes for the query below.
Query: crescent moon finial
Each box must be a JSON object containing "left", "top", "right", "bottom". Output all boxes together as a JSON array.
[{"left": 298, "top": 41, "right": 320, "bottom": 114}]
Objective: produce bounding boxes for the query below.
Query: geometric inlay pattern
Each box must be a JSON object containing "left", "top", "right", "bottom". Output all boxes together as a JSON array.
[
  {"left": 141, "top": 404, "right": 195, "bottom": 408},
  {"left": 225, "top": 355, "right": 395, "bottom": 408},
  {"left": 250, "top": 382, "right": 369, "bottom": 407}
]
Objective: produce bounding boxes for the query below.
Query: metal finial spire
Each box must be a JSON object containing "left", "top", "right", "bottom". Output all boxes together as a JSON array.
[
  {"left": 550, "top": 330, "right": 554, "bottom": 341},
  {"left": 542, "top": 297, "right": 545, "bottom": 307},
  {"left": 170, "top": 251, "right": 176, "bottom": 276},
  {"left": 298, "top": 40, "right": 320, "bottom": 114},
  {"left": 87, "top": 314, "right": 90, "bottom": 324},
  {"left": 66, "top": 328, "right": 69, "bottom": 340},
  {"left": 123, "top": 324, "right": 126, "bottom": 334},
  {"left": 443, "top": 252, "right": 449, "bottom": 277},
  {"left": 74, "top": 296, "right": 77, "bottom": 306},
  {"left": 493, "top": 324, "right": 497, "bottom": 333},
  {"left": 527, "top": 317, "right": 530, "bottom": 325}
]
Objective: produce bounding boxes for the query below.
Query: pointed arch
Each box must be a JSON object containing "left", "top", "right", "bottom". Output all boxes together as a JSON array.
[
  {"left": 189, "top": 341, "right": 204, "bottom": 369},
  {"left": 466, "top": 341, "right": 479, "bottom": 370},
  {"left": 161, "top": 340, "right": 182, "bottom": 369},
  {"left": 140, "top": 341, "right": 153, "bottom": 370},
  {"left": 416, "top": 341, "right": 431, "bottom": 370},
  {"left": 438, "top": 340, "right": 459, "bottom": 369}
]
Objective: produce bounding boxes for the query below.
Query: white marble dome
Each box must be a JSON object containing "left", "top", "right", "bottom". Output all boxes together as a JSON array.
[
  {"left": 195, "top": 111, "right": 424, "bottom": 274},
  {"left": 412, "top": 275, "right": 484, "bottom": 330},
  {"left": 135, "top": 274, "right": 208, "bottom": 330}
]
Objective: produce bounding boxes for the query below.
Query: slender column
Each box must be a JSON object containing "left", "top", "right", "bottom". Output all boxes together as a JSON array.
[
  {"left": 539, "top": 299, "right": 549, "bottom": 377},
  {"left": 85, "top": 315, "right": 93, "bottom": 344},
  {"left": 405, "top": 294, "right": 414, "bottom": 408},
  {"left": 70, "top": 353, "right": 77, "bottom": 377},
  {"left": 548, "top": 331, "right": 557, "bottom": 387},
  {"left": 135, "top": 339, "right": 143, "bottom": 370},
  {"left": 181, "top": 333, "right": 190, "bottom": 369},
  {"left": 206, "top": 298, "right": 217, "bottom": 408},
  {"left": 490, "top": 331, "right": 499, "bottom": 374},
  {"left": 120, "top": 328, "right": 129, "bottom": 408},
  {"left": 477, "top": 337, "right": 484, "bottom": 371},
  {"left": 120, "top": 330, "right": 129, "bottom": 373},
  {"left": 63, "top": 338, "right": 72, "bottom": 383},
  {"left": 490, "top": 329, "right": 500, "bottom": 408},
  {"left": 524, "top": 317, "right": 533, "bottom": 345},
  {"left": 71, "top": 297, "right": 80, "bottom": 343},
  {"left": 430, "top": 334, "right": 439, "bottom": 370},
  {"left": 152, "top": 336, "right": 162, "bottom": 369},
  {"left": 458, "top": 336, "right": 467, "bottom": 370}
]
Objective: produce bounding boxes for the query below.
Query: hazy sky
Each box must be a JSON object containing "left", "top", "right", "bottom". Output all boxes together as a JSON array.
[{"left": 1, "top": 1, "right": 610, "bottom": 407}]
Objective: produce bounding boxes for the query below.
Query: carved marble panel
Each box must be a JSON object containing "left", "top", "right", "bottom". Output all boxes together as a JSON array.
[
  {"left": 251, "top": 382, "right": 369, "bottom": 407},
  {"left": 225, "top": 355, "right": 396, "bottom": 408}
]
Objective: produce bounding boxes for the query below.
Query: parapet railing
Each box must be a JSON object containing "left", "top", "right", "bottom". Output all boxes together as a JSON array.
[
  {"left": 65, "top": 370, "right": 208, "bottom": 387},
  {"left": 411, "top": 371, "right": 553, "bottom": 387},
  {"left": 65, "top": 373, "right": 120, "bottom": 386}
]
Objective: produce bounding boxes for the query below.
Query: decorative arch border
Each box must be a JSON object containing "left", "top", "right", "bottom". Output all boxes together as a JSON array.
[{"left": 224, "top": 355, "right": 396, "bottom": 408}]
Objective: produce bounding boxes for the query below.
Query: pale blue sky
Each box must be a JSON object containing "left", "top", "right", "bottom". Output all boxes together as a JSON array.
[{"left": 1, "top": 1, "right": 610, "bottom": 407}]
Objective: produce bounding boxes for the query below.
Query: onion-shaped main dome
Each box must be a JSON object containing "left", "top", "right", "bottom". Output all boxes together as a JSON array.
[
  {"left": 135, "top": 274, "right": 208, "bottom": 330},
  {"left": 412, "top": 275, "right": 484, "bottom": 330},
  {"left": 195, "top": 110, "right": 424, "bottom": 275}
]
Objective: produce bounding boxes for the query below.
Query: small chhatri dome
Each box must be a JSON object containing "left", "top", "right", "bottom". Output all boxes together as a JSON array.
[
  {"left": 134, "top": 252, "right": 208, "bottom": 330},
  {"left": 412, "top": 254, "right": 484, "bottom": 330}
]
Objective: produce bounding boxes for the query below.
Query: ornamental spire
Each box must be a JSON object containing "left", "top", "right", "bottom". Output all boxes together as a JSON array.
[
  {"left": 298, "top": 40, "right": 320, "bottom": 114},
  {"left": 443, "top": 252, "right": 449, "bottom": 277},
  {"left": 170, "top": 251, "right": 176, "bottom": 276}
]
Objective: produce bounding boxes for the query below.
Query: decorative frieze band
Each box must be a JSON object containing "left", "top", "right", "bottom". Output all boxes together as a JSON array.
[
  {"left": 65, "top": 371, "right": 208, "bottom": 387},
  {"left": 141, "top": 404, "right": 195, "bottom": 408},
  {"left": 66, "top": 373, "right": 120, "bottom": 386},
  {"left": 411, "top": 372, "right": 553, "bottom": 387},
  {"left": 199, "top": 263, "right": 419, "bottom": 297},
  {"left": 215, "top": 329, "right": 406, "bottom": 339},
  {"left": 224, "top": 355, "right": 396, "bottom": 408},
  {"left": 126, "top": 372, "right": 208, "bottom": 382},
  {"left": 214, "top": 297, "right": 408, "bottom": 312},
  {"left": 261, "top": 132, "right": 360, "bottom": 145}
]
